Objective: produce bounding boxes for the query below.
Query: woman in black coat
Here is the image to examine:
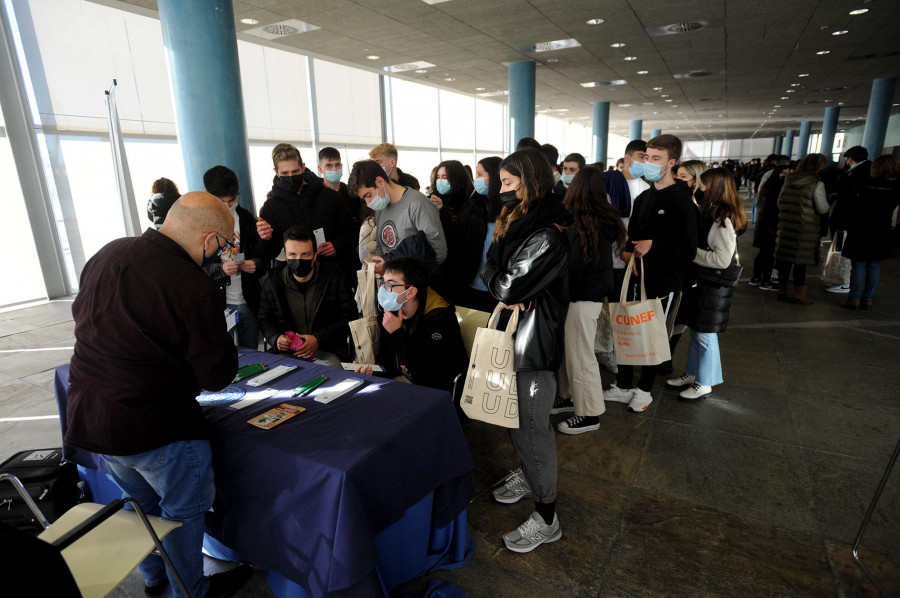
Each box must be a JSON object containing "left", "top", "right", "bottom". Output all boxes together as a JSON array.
[
  {"left": 750, "top": 163, "right": 790, "bottom": 289},
  {"left": 839, "top": 155, "right": 900, "bottom": 310}
]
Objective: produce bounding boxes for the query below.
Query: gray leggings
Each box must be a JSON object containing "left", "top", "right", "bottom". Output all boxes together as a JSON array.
[{"left": 510, "top": 369, "right": 558, "bottom": 503}]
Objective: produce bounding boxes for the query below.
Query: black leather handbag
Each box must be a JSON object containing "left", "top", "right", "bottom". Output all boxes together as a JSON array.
[{"left": 696, "top": 253, "right": 743, "bottom": 287}]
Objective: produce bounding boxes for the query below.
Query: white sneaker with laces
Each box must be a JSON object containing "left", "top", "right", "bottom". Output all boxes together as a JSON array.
[
  {"left": 628, "top": 389, "right": 653, "bottom": 412},
  {"left": 597, "top": 351, "right": 618, "bottom": 374},
  {"left": 604, "top": 384, "right": 633, "bottom": 403},
  {"left": 666, "top": 372, "right": 695, "bottom": 388},
  {"left": 503, "top": 512, "right": 562, "bottom": 553},
  {"left": 492, "top": 468, "right": 533, "bottom": 504},
  {"left": 826, "top": 284, "right": 850, "bottom": 294},
  {"left": 679, "top": 383, "right": 712, "bottom": 400}
]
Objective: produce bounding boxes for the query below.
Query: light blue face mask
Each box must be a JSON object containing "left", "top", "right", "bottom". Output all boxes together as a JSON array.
[
  {"left": 628, "top": 160, "right": 644, "bottom": 178},
  {"left": 642, "top": 161, "right": 669, "bottom": 183},
  {"left": 324, "top": 169, "right": 342, "bottom": 183},
  {"left": 435, "top": 179, "right": 451, "bottom": 195},
  {"left": 377, "top": 285, "right": 409, "bottom": 312},
  {"left": 473, "top": 177, "right": 489, "bottom": 195},
  {"left": 561, "top": 173, "right": 575, "bottom": 186},
  {"left": 368, "top": 183, "right": 390, "bottom": 211}
]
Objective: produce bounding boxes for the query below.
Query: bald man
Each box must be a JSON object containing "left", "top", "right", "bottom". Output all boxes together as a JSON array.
[{"left": 66, "top": 192, "right": 245, "bottom": 598}]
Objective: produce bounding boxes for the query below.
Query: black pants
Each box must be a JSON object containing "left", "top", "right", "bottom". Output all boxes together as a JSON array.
[
  {"left": 776, "top": 262, "right": 806, "bottom": 286},
  {"left": 615, "top": 290, "right": 674, "bottom": 393},
  {"left": 752, "top": 244, "right": 775, "bottom": 281}
]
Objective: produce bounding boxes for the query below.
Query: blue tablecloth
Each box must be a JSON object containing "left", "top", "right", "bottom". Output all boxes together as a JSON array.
[{"left": 54, "top": 349, "right": 474, "bottom": 597}]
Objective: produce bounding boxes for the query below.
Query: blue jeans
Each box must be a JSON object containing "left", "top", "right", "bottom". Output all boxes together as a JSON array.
[
  {"left": 228, "top": 303, "right": 259, "bottom": 349},
  {"left": 685, "top": 329, "right": 723, "bottom": 387},
  {"left": 101, "top": 440, "right": 215, "bottom": 598},
  {"left": 849, "top": 260, "right": 881, "bottom": 301}
]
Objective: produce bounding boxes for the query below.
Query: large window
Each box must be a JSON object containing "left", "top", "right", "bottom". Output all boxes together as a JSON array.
[
  {"left": 239, "top": 43, "right": 312, "bottom": 142},
  {"left": 390, "top": 78, "right": 439, "bottom": 149},
  {"left": 313, "top": 59, "right": 381, "bottom": 146}
]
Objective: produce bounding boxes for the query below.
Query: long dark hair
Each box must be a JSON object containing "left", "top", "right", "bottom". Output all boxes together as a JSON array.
[
  {"left": 494, "top": 149, "right": 554, "bottom": 242},
  {"left": 563, "top": 166, "right": 626, "bottom": 263},
  {"left": 431, "top": 160, "right": 473, "bottom": 206},
  {"left": 698, "top": 167, "right": 747, "bottom": 230},
  {"left": 477, "top": 156, "right": 502, "bottom": 221}
]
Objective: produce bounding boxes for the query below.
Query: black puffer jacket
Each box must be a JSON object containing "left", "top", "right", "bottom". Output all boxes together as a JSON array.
[
  {"left": 256, "top": 260, "right": 357, "bottom": 360},
  {"left": 689, "top": 219, "right": 735, "bottom": 334},
  {"left": 481, "top": 196, "right": 570, "bottom": 372},
  {"left": 842, "top": 175, "right": 900, "bottom": 261}
]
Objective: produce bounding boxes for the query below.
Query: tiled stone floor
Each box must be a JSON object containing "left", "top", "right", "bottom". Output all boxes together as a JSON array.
[{"left": 1, "top": 230, "right": 898, "bottom": 597}]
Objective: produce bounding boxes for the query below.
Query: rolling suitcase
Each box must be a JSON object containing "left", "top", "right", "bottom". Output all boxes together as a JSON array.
[{"left": 0, "top": 448, "right": 78, "bottom": 534}]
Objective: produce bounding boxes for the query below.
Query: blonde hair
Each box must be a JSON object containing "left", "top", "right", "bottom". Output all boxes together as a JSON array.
[
  {"left": 272, "top": 143, "right": 302, "bottom": 168},
  {"left": 369, "top": 143, "right": 398, "bottom": 159}
]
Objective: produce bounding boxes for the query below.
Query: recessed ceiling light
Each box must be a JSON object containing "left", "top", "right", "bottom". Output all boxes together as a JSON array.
[
  {"left": 816, "top": 50, "right": 831, "bottom": 55},
  {"left": 832, "top": 30, "right": 849, "bottom": 36},
  {"left": 665, "top": 99, "right": 673, "bottom": 102},
  {"left": 849, "top": 8, "right": 869, "bottom": 15},
  {"left": 444, "top": 77, "right": 456, "bottom": 81},
  {"left": 240, "top": 18, "right": 259, "bottom": 25},
  {"left": 624, "top": 56, "right": 637, "bottom": 61},
  {"left": 475, "top": 87, "right": 485, "bottom": 91},
  {"left": 660, "top": 94, "right": 670, "bottom": 97},
  {"left": 786, "top": 89, "right": 795, "bottom": 93},
  {"left": 652, "top": 86, "right": 663, "bottom": 91},
  {"left": 366, "top": 55, "right": 380, "bottom": 60},
  {"left": 610, "top": 42, "right": 626, "bottom": 48},
  {"left": 636, "top": 70, "right": 648, "bottom": 74},
  {"left": 547, "top": 58, "right": 559, "bottom": 63},
  {"left": 774, "top": 105, "right": 781, "bottom": 107},
  {"left": 798, "top": 73, "right": 810, "bottom": 77},
  {"left": 586, "top": 18, "right": 605, "bottom": 25},
  {"left": 415, "top": 69, "right": 428, "bottom": 73},
  {"left": 790, "top": 83, "right": 800, "bottom": 86},
  {"left": 781, "top": 96, "right": 789, "bottom": 99}
]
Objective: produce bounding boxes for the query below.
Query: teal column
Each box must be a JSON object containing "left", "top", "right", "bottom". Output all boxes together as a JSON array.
[
  {"left": 158, "top": 0, "right": 254, "bottom": 212},
  {"left": 629, "top": 120, "right": 643, "bottom": 141},
  {"left": 862, "top": 77, "right": 897, "bottom": 157},
  {"left": 591, "top": 101, "right": 609, "bottom": 165},
  {"left": 820, "top": 107, "right": 840, "bottom": 161},
  {"left": 650, "top": 128, "right": 661, "bottom": 138},
  {"left": 508, "top": 61, "right": 535, "bottom": 151},
  {"left": 784, "top": 130, "right": 796, "bottom": 159},
  {"left": 797, "top": 121, "right": 812, "bottom": 159},
  {"left": 774, "top": 135, "right": 783, "bottom": 155}
]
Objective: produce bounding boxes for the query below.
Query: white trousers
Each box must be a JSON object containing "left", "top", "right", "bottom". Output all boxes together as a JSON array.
[{"left": 558, "top": 301, "right": 606, "bottom": 416}]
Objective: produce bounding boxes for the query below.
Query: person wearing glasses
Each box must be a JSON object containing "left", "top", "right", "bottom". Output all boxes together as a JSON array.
[
  {"left": 202, "top": 165, "right": 266, "bottom": 349},
  {"left": 355, "top": 256, "right": 466, "bottom": 395},
  {"left": 257, "top": 225, "right": 357, "bottom": 368}
]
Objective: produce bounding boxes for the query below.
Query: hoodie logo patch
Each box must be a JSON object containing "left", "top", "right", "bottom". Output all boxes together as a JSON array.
[
  {"left": 432, "top": 333, "right": 442, "bottom": 340},
  {"left": 657, "top": 209, "right": 666, "bottom": 214}
]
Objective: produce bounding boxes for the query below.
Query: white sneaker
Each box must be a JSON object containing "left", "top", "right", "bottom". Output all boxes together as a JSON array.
[
  {"left": 503, "top": 512, "right": 562, "bottom": 553},
  {"left": 597, "top": 351, "right": 618, "bottom": 374},
  {"left": 679, "top": 383, "right": 712, "bottom": 400},
  {"left": 826, "top": 284, "right": 850, "bottom": 293},
  {"left": 492, "top": 468, "right": 533, "bottom": 504},
  {"left": 666, "top": 372, "right": 695, "bottom": 388},
  {"left": 604, "top": 384, "right": 633, "bottom": 403},
  {"left": 628, "top": 389, "right": 653, "bottom": 412}
]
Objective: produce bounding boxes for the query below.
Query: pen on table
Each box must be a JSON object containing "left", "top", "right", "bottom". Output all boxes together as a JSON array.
[{"left": 291, "top": 375, "right": 328, "bottom": 397}]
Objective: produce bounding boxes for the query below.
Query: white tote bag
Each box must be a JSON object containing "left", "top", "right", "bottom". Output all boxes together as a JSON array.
[
  {"left": 610, "top": 257, "right": 672, "bottom": 366},
  {"left": 822, "top": 234, "right": 851, "bottom": 286},
  {"left": 460, "top": 304, "right": 520, "bottom": 429},
  {"left": 349, "top": 261, "right": 380, "bottom": 364}
]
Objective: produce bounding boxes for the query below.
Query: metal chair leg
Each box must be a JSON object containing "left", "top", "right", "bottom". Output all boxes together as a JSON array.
[
  {"left": 851, "top": 436, "right": 899, "bottom": 598},
  {"left": 0, "top": 473, "right": 51, "bottom": 530}
]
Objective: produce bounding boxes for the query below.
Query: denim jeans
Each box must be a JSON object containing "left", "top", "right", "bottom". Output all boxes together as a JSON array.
[
  {"left": 101, "top": 440, "right": 215, "bottom": 598},
  {"left": 849, "top": 260, "right": 881, "bottom": 301},
  {"left": 685, "top": 329, "right": 724, "bottom": 387},
  {"left": 227, "top": 303, "right": 259, "bottom": 349},
  {"left": 509, "top": 370, "right": 558, "bottom": 503}
]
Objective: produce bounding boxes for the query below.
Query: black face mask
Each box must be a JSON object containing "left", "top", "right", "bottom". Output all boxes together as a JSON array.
[
  {"left": 694, "top": 188, "right": 705, "bottom": 203},
  {"left": 499, "top": 190, "right": 521, "bottom": 210},
  {"left": 287, "top": 258, "right": 314, "bottom": 278},
  {"left": 280, "top": 174, "right": 304, "bottom": 193}
]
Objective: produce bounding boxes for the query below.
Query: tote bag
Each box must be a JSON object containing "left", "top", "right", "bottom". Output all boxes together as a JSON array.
[
  {"left": 594, "top": 298, "right": 613, "bottom": 354},
  {"left": 460, "top": 304, "right": 520, "bottom": 429},
  {"left": 822, "top": 234, "right": 851, "bottom": 286},
  {"left": 349, "top": 261, "right": 380, "bottom": 364},
  {"left": 610, "top": 257, "right": 672, "bottom": 366}
]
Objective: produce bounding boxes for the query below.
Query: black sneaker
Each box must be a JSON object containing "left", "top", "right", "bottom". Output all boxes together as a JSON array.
[
  {"left": 759, "top": 280, "right": 778, "bottom": 291},
  {"left": 550, "top": 396, "right": 575, "bottom": 414},
  {"left": 749, "top": 277, "right": 762, "bottom": 286},
  {"left": 557, "top": 415, "right": 600, "bottom": 434},
  {"left": 144, "top": 579, "right": 168, "bottom": 596},
  {"left": 205, "top": 564, "right": 252, "bottom": 598}
]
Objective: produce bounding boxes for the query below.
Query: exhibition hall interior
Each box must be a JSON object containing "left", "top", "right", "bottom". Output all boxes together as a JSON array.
[{"left": 1, "top": 0, "right": 898, "bottom": 596}]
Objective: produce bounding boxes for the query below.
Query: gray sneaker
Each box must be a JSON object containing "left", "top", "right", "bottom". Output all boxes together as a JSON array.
[
  {"left": 492, "top": 468, "right": 533, "bottom": 504},
  {"left": 503, "top": 511, "right": 562, "bottom": 553},
  {"left": 597, "top": 351, "right": 618, "bottom": 374}
]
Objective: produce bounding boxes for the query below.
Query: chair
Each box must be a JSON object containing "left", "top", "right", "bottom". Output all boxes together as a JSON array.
[
  {"left": 455, "top": 307, "right": 491, "bottom": 357},
  {"left": 0, "top": 473, "right": 188, "bottom": 598}
]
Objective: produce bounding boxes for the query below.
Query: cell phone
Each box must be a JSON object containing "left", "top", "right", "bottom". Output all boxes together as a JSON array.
[{"left": 234, "top": 363, "right": 268, "bottom": 382}]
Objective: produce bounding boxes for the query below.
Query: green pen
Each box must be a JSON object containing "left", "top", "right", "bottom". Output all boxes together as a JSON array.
[{"left": 291, "top": 375, "right": 328, "bottom": 397}]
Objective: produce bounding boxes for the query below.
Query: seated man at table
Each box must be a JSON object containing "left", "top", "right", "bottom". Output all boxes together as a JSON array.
[
  {"left": 64, "top": 192, "right": 248, "bottom": 598},
  {"left": 257, "top": 225, "right": 357, "bottom": 368},
  {"left": 357, "top": 256, "right": 467, "bottom": 394}
]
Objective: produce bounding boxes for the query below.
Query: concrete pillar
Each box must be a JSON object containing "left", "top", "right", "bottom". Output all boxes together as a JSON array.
[
  {"left": 820, "top": 107, "right": 840, "bottom": 161},
  {"left": 158, "top": 0, "right": 254, "bottom": 211},
  {"left": 862, "top": 77, "right": 897, "bottom": 157},
  {"left": 774, "top": 135, "right": 783, "bottom": 155},
  {"left": 784, "top": 130, "right": 796, "bottom": 159},
  {"left": 629, "top": 119, "right": 643, "bottom": 141},
  {"left": 650, "top": 128, "right": 661, "bottom": 138},
  {"left": 797, "top": 121, "right": 812, "bottom": 159},
  {"left": 508, "top": 61, "right": 536, "bottom": 151},
  {"left": 591, "top": 101, "right": 609, "bottom": 165}
]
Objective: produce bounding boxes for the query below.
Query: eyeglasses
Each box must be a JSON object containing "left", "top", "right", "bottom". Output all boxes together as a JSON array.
[
  {"left": 376, "top": 279, "right": 411, "bottom": 293},
  {"left": 205, "top": 232, "right": 237, "bottom": 252}
]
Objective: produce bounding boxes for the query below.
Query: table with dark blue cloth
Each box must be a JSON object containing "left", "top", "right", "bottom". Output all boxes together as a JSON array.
[{"left": 54, "top": 349, "right": 475, "bottom": 598}]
